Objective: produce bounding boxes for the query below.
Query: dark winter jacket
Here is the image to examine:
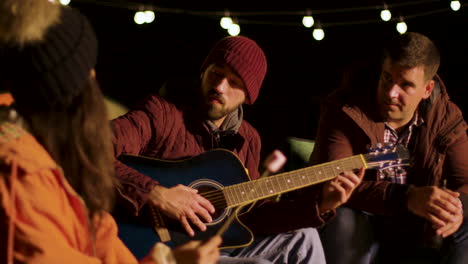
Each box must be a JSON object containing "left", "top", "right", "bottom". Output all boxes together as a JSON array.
[
  {"left": 311, "top": 75, "right": 468, "bottom": 244},
  {"left": 112, "top": 88, "right": 329, "bottom": 235}
]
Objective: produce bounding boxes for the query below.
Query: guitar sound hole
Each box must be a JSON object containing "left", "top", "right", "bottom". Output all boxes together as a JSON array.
[{"left": 198, "top": 185, "right": 228, "bottom": 224}]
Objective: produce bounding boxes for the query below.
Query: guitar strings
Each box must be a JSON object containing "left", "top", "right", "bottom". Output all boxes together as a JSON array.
[{"left": 199, "top": 152, "right": 399, "bottom": 209}]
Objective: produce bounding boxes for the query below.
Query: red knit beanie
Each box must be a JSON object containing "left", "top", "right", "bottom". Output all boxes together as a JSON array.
[{"left": 201, "top": 36, "right": 267, "bottom": 104}]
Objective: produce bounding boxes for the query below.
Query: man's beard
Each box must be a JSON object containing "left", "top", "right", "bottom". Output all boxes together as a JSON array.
[{"left": 206, "top": 104, "right": 235, "bottom": 121}]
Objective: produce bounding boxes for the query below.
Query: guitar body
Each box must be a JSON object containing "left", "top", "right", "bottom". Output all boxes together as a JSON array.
[{"left": 115, "top": 149, "right": 253, "bottom": 259}]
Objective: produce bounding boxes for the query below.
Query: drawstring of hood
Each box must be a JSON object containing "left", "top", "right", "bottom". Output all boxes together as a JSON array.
[
  {"left": 205, "top": 106, "right": 243, "bottom": 149},
  {"left": 7, "top": 159, "right": 17, "bottom": 264},
  {"left": 0, "top": 107, "right": 22, "bottom": 264}
]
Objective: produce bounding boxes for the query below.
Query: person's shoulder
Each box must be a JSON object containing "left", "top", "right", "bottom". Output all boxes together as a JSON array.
[
  {"left": 0, "top": 122, "right": 57, "bottom": 174},
  {"left": 239, "top": 120, "right": 260, "bottom": 139},
  {"left": 123, "top": 93, "right": 180, "bottom": 117}
]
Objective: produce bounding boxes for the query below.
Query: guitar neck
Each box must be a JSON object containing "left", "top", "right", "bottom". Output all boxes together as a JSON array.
[{"left": 223, "top": 155, "right": 367, "bottom": 207}]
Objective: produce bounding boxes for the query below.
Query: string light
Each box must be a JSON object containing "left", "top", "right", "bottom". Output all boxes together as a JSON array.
[
  {"left": 396, "top": 18, "right": 408, "bottom": 34},
  {"left": 313, "top": 27, "right": 325, "bottom": 41},
  {"left": 134, "top": 11, "right": 146, "bottom": 24},
  {"left": 220, "top": 11, "right": 240, "bottom": 36},
  {"left": 134, "top": 9, "right": 155, "bottom": 24},
  {"left": 69, "top": 0, "right": 455, "bottom": 36},
  {"left": 228, "top": 23, "right": 241, "bottom": 36},
  {"left": 450, "top": 0, "right": 461, "bottom": 11},
  {"left": 144, "top": 10, "right": 155, "bottom": 23},
  {"left": 220, "top": 16, "right": 233, "bottom": 29},
  {"left": 302, "top": 9, "right": 314, "bottom": 28},
  {"left": 302, "top": 16, "right": 314, "bottom": 28},
  {"left": 380, "top": 4, "right": 392, "bottom": 22}
]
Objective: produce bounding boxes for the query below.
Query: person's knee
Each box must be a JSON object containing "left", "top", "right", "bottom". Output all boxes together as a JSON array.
[
  {"left": 288, "top": 227, "right": 321, "bottom": 246},
  {"left": 218, "top": 256, "right": 273, "bottom": 264},
  {"left": 450, "top": 215, "right": 468, "bottom": 242},
  {"left": 321, "top": 206, "right": 372, "bottom": 238},
  {"left": 285, "top": 228, "right": 325, "bottom": 263}
]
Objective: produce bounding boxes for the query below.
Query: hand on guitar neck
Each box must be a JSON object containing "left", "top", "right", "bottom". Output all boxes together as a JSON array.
[
  {"left": 149, "top": 184, "right": 216, "bottom": 237},
  {"left": 319, "top": 168, "right": 365, "bottom": 214}
]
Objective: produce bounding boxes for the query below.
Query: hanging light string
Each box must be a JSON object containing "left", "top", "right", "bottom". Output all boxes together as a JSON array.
[
  {"left": 69, "top": 0, "right": 455, "bottom": 17},
  {"left": 65, "top": 0, "right": 464, "bottom": 38},
  {"left": 66, "top": 0, "right": 463, "bottom": 26}
]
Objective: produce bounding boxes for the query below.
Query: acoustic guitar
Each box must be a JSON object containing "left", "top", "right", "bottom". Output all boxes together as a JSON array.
[{"left": 116, "top": 145, "right": 409, "bottom": 259}]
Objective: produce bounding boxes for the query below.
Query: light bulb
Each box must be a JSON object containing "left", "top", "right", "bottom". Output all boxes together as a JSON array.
[
  {"left": 220, "top": 17, "right": 233, "bottom": 29},
  {"left": 396, "top": 21, "right": 407, "bottom": 34},
  {"left": 134, "top": 11, "right": 146, "bottom": 25},
  {"left": 313, "top": 28, "right": 324, "bottom": 41},
  {"left": 380, "top": 9, "right": 391, "bottom": 21},
  {"left": 228, "top": 24, "right": 240, "bottom": 36},
  {"left": 450, "top": 0, "right": 461, "bottom": 11},
  {"left": 145, "top": 11, "right": 155, "bottom": 23},
  {"left": 59, "top": 0, "right": 71, "bottom": 5},
  {"left": 302, "top": 16, "right": 314, "bottom": 28}
]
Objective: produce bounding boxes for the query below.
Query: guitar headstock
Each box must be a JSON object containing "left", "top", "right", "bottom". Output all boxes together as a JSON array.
[{"left": 365, "top": 144, "right": 410, "bottom": 170}]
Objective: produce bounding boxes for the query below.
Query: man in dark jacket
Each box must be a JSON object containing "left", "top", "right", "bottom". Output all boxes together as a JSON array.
[
  {"left": 312, "top": 32, "right": 468, "bottom": 263},
  {"left": 112, "top": 36, "right": 363, "bottom": 263}
]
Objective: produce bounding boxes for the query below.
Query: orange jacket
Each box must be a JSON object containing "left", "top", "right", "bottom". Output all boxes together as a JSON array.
[
  {"left": 0, "top": 92, "right": 14, "bottom": 106},
  {"left": 0, "top": 121, "right": 159, "bottom": 264}
]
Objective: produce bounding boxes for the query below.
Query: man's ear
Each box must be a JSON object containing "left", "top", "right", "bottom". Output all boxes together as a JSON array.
[{"left": 422, "top": 79, "right": 435, "bottom": 99}]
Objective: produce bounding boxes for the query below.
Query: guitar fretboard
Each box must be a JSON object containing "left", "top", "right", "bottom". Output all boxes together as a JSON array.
[{"left": 223, "top": 155, "right": 366, "bottom": 207}]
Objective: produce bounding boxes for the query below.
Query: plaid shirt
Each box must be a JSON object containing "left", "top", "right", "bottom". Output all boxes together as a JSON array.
[{"left": 377, "top": 113, "right": 424, "bottom": 184}]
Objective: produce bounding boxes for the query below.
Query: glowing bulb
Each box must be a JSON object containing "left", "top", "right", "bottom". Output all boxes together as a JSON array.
[
  {"left": 313, "top": 28, "right": 324, "bottom": 41},
  {"left": 302, "top": 16, "right": 314, "bottom": 28},
  {"left": 59, "top": 0, "right": 71, "bottom": 5},
  {"left": 396, "top": 21, "right": 407, "bottom": 34},
  {"left": 144, "top": 11, "right": 155, "bottom": 23},
  {"left": 134, "top": 11, "right": 146, "bottom": 25},
  {"left": 450, "top": 0, "right": 461, "bottom": 11},
  {"left": 228, "top": 24, "right": 240, "bottom": 36},
  {"left": 220, "top": 17, "right": 233, "bottom": 29},
  {"left": 380, "top": 9, "right": 391, "bottom": 21}
]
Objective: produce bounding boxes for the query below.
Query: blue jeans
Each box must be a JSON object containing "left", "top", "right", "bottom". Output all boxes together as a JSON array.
[
  {"left": 219, "top": 228, "right": 325, "bottom": 264},
  {"left": 319, "top": 206, "right": 468, "bottom": 264}
]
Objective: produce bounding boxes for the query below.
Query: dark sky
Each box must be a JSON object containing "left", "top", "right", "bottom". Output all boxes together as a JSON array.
[{"left": 72, "top": 0, "right": 468, "bottom": 157}]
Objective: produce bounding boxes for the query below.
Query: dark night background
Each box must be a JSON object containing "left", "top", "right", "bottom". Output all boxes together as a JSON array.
[{"left": 71, "top": 0, "right": 467, "bottom": 159}]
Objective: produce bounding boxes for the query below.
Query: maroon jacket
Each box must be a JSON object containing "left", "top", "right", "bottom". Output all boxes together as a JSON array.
[
  {"left": 311, "top": 75, "right": 468, "bottom": 243},
  {"left": 112, "top": 93, "right": 328, "bottom": 235}
]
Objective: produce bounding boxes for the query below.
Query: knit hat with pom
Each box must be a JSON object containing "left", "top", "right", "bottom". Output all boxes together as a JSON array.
[{"left": 0, "top": 2, "right": 97, "bottom": 113}]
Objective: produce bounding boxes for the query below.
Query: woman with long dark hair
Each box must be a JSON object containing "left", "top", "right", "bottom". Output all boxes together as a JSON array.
[{"left": 0, "top": 1, "right": 220, "bottom": 263}]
